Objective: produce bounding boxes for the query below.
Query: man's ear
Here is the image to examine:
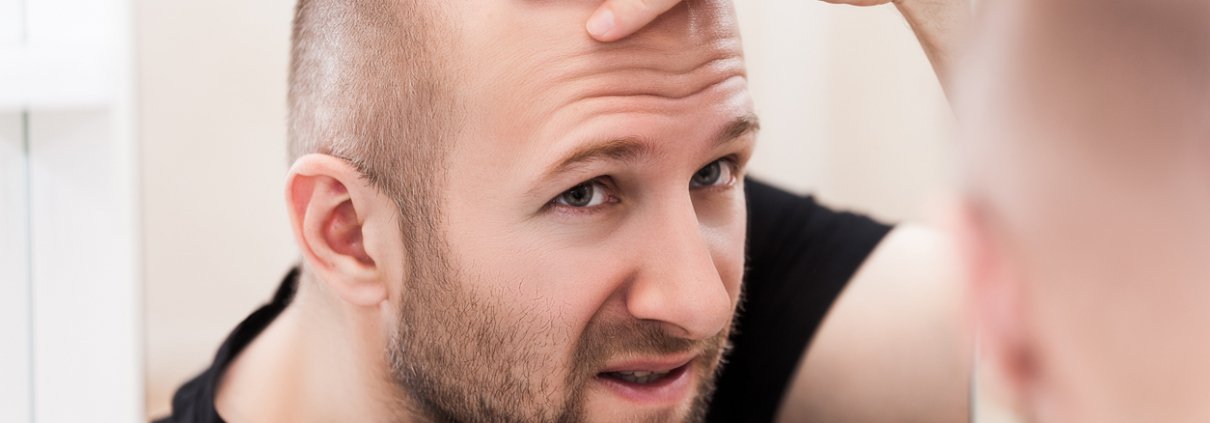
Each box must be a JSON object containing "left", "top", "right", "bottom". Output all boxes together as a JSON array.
[
  {"left": 285, "top": 154, "right": 403, "bottom": 307},
  {"left": 951, "top": 199, "right": 1036, "bottom": 411}
]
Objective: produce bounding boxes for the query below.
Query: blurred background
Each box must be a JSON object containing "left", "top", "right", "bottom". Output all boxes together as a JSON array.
[{"left": 0, "top": 0, "right": 996, "bottom": 421}]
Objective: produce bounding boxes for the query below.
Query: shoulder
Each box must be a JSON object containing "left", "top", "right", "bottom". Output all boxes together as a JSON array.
[
  {"left": 744, "top": 178, "right": 892, "bottom": 273},
  {"left": 706, "top": 179, "right": 896, "bottom": 422},
  {"left": 776, "top": 225, "right": 972, "bottom": 422}
]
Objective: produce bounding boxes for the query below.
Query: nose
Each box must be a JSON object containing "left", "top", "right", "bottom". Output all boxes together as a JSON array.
[{"left": 625, "top": 195, "right": 734, "bottom": 341}]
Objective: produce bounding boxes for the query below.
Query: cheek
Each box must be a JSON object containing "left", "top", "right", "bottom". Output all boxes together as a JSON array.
[
  {"left": 703, "top": 192, "right": 747, "bottom": 304},
  {"left": 445, "top": 220, "right": 630, "bottom": 359},
  {"left": 718, "top": 223, "right": 746, "bottom": 304}
]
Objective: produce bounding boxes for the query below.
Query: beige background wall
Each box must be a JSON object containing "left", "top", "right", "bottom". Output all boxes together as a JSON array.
[
  {"left": 138, "top": 0, "right": 956, "bottom": 418},
  {"left": 138, "top": 0, "right": 298, "bottom": 417}
]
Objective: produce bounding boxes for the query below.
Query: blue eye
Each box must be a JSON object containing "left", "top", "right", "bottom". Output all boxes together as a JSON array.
[
  {"left": 690, "top": 159, "right": 734, "bottom": 188},
  {"left": 554, "top": 181, "right": 608, "bottom": 208}
]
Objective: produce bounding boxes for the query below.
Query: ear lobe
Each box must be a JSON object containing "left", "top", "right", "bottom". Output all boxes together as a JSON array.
[
  {"left": 286, "top": 154, "right": 392, "bottom": 307},
  {"left": 952, "top": 200, "right": 1036, "bottom": 410}
]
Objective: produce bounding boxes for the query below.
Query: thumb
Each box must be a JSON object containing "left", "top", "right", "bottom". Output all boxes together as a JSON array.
[{"left": 587, "top": 0, "right": 683, "bottom": 42}]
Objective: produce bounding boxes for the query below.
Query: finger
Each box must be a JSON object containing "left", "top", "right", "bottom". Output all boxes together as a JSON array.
[
  {"left": 586, "top": 0, "right": 683, "bottom": 42},
  {"left": 817, "top": 0, "right": 896, "bottom": 5}
]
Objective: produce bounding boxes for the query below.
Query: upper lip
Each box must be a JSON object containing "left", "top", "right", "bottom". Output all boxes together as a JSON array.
[{"left": 598, "top": 351, "right": 697, "bottom": 374}]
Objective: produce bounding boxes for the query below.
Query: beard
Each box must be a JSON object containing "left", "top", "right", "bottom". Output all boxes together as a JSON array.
[{"left": 385, "top": 252, "right": 733, "bottom": 423}]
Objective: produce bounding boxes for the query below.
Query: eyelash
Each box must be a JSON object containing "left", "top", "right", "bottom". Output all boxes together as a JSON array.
[
  {"left": 546, "top": 177, "right": 620, "bottom": 217},
  {"left": 691, "top": 156, "right": 741, "bottom": 192},
  {"left": 544, "top": 155, "right": 742, "bottom": 217}
]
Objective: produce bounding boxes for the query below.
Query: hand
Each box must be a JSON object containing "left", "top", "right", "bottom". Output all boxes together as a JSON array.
[
  {"left": 586, "top": 0, "right": 900, "bottom": 42},
  {"left": 819, "top": 0, "right": 897, "bottom": 5},
  {"left": 586, "top": 0, "right": 683, "bottom": 42},
  {"left": 587, "top": 0, "right": 962, "bottom": 98}
]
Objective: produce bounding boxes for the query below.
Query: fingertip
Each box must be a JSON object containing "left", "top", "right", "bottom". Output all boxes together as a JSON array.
[{"left": 587, "top": 7, "right": 618, "bottom": 41}]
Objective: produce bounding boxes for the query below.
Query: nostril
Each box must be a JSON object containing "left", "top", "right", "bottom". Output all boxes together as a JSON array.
[{"left": 624, "top": 279, "right": 731, "bottom": 341}]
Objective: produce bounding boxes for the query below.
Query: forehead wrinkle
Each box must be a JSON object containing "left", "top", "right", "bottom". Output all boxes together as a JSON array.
[
  {"left": 547, "top": 40, "right": 746, "bottom": 103},
  {"left": 493, "top": 28, "right": 744, "bottom": 115},
  {"left": 572, "top": 37, "right": 745, "bottom": 74},
  {"left": 566, "top": 59, "right": 746, "bottom": 104},
  {"left": 467, "top": 3, "right": 748, "bottom": 148}
]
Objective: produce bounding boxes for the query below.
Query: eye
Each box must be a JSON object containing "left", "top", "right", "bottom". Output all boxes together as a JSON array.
[
  {"left": 690, "top": 159, "right": 735, "bottom": 189},
  {"left": 553, "top": 180, "right": 610, "bottom": 208}
]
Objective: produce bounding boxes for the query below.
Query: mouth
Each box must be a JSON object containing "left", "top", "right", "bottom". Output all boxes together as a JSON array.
[
  {"left": 594, "top": 356, "right": 696, "bottom": 405},
  {"left": 601, "top": 367, "right": 684, "bottom": 384}
]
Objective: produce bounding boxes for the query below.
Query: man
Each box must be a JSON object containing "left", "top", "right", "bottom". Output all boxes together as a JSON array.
[
  {"left": 955, "top": 0, "right": 1210, "bottom": 421},
  {"left": 160, "top": 1, "right": 970, "bottom": 422}
]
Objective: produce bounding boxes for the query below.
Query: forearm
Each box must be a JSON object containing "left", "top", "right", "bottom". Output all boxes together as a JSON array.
[{"left": 895, "top": 0, "right": 969, "bottom": 99}]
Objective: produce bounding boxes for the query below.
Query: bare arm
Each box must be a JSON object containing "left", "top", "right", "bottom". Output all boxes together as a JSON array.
[
  {"left": 776, "top": 225, "right": 972, "bottom": 422},
  {"left": 892, "top": 0, "right": 969, "bottom": 98}
]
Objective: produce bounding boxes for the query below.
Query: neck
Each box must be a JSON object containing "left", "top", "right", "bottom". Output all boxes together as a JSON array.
[{"left": 215, "top": 282, "right": 410, "bottom": 422}]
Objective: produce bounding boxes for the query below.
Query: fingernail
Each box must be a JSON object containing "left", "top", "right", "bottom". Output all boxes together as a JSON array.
[{"left": 587, "top": 9, "right": 615, "bottom": 39}]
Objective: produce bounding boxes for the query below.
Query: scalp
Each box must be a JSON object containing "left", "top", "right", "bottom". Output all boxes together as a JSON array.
[{"left": 288, "top": 0, "right": 460, "bottom": 261}]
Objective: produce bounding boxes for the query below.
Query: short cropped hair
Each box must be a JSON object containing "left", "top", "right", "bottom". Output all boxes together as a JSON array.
[{"left": 288, "top": 0, "right": 457, "bottom": 257}]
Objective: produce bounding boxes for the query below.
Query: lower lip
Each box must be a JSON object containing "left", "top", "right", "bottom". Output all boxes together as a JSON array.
[{"left": 595, "top": 363, "right": 694, "bottom": 405}]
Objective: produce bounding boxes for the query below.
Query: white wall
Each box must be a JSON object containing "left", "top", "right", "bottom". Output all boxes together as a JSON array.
[
  {"left": 737, "top": 1, "right": 954, "bottom": 222},
  {"left": 137, "top": 0, "right": 299, "bottom": 418},
  {"left": 138, "top": 0, "right": 955, "bottom": 418}
]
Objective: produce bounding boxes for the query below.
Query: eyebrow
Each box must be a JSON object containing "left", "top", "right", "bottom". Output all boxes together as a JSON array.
[{"left": 539, "top": 113, "right": 761, "bottom": 183}]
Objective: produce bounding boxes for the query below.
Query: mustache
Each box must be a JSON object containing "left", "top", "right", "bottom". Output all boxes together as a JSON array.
[{"left": 572, "top": 318, "right": 730, "bottom": 375}]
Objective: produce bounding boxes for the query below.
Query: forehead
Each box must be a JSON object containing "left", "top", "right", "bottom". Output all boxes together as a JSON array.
[{"left": 451, "top": 0, "right": 749, "bottom": 145}]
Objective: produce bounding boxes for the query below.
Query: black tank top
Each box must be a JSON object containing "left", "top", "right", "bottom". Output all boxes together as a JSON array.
[{"left": 706, "top": 178, "right": 891, "bottom": 422}]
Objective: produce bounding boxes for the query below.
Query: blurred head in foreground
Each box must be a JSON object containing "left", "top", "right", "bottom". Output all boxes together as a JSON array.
[{"left": 957, "top": 0, "right": 1210, "bottom": 421}]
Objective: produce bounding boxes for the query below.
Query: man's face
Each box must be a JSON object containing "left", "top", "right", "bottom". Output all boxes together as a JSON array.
[{"left": 389, "top": 1, "right": 753, "bottom": 422}]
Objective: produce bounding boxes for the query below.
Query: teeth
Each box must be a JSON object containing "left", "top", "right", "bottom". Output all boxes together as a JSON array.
[{"left": 611, "top": 370, "right": 671, "bottom": 384}]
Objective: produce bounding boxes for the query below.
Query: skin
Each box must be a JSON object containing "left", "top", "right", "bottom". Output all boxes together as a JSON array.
[
  {"left": 215, "top": 0, "right": 973, "bottom": 421},
  {"left": 588, "top": 0, "right": 968, "bottom": 96},
  {"left": 591, "top": 1, "right": 973, "bottom": 422},
  {"left": 957, "top": 1, "right": 1210, "bottom": 422},
  {"left": 220, "top": 1, "right": 754, "bottom": 422}
]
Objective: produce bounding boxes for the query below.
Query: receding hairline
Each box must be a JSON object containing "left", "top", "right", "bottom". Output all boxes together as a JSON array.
[{"left": 287, "top": 0, "right": 462, "bottom": 281}]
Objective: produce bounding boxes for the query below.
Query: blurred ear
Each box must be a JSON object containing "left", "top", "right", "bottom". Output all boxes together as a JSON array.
[
  {"left": 285, "top": 154, "right": 404, "bottom": 307},
  {"left": 952, "top": 199, "right": 1035, "bottom": 410}
]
